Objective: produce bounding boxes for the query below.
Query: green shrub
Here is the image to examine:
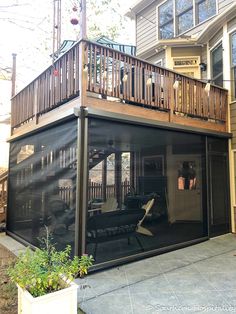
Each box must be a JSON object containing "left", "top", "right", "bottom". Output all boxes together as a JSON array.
[{"left": 8, "top": 230, "right": 93, "bottom": 298}]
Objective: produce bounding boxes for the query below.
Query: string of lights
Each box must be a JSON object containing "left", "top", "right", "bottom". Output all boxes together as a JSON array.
[{"left": 82, "top": 63, "right": 236, "bottom": 92}]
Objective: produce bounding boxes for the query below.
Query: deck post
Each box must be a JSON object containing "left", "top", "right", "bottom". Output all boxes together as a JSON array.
[{"left": 74, "top": 106, "right": 88, "bottom": 257}]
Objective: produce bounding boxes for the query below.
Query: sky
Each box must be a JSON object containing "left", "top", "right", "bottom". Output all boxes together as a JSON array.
[{"left": 0, "top": 0, "right": 136, "bottom": 168}]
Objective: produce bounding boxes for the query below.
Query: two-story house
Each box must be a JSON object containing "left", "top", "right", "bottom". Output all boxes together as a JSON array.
[
  {"left": 6, "top": 3, "right": 232, "bottom": 270},
  {"left": 128, "top": 0, "right": 236, "bottom": 233}
]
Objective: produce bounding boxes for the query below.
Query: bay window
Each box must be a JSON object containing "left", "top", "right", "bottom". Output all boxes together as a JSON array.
[
  {"left": 231, "top": 32, "right": 236, "bottom": 99},
  {"left": 211, "top": 43, "right": 223, "bottom": 87},
  {"left": 158, "top": 0, "right": 217, "bottom": 39},
  {"left": 159, "top": 0, "right": 174, "bottom": 39}
]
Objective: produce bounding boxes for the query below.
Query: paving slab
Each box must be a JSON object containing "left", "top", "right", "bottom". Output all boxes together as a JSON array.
[
  {"left": 2, "top": 232, "right": 236, "bottom": 313},
  {"left": 76, "top": 233, "right": 236, "bottom": 313}
]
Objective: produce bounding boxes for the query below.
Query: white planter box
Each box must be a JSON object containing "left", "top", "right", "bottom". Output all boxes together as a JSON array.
[{"left": 17, "top": 281, "right": 78, "bottom": 314}]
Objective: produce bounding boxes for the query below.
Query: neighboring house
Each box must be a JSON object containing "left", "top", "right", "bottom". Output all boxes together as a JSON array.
[
  {"left": 128, "top": 0, "right": 236, "bottom": 232},
  {"left": 7, "top": 33, "right": 230, "bottom": 269}
]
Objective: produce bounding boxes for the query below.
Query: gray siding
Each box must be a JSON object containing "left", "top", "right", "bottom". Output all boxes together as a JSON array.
[
  {"left": 218, "top": 0, "right": 235, "bottom": 13},
  {"left": 147, "top": 50, "right": 165, "bottom": 66},
  {"left": 185, "top": 19, "right": 214, "bottom": 37},
  {"left": 209, "top": 28, "right": 223, "bottom": 48},
  {"left": 228, "top": 17, "right": 236, "bottom": 33},
  {"left": 136, "top": 1, "right": 158, "bottom": 55}
]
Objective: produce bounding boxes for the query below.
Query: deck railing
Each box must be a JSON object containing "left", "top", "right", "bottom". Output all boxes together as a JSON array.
[{"left": 11, "top": 39, "right": 228, "bottom": 130}]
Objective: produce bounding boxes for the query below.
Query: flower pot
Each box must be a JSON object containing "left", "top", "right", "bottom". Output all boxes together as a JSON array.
[{"left": 17, "top": 281, "right": 78, "bottom": 314}]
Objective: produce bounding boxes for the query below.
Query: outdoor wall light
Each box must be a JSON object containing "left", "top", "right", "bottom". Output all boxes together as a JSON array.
[{"left": 199, "top": 62, "right": 207, "bottom": 71}]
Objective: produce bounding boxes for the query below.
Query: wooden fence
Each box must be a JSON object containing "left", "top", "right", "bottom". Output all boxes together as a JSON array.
[{"left": 88, "top": 179, "right": 130, "bottom": 202}]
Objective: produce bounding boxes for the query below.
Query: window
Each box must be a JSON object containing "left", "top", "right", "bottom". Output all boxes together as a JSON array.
[
  {"left": 211, "top": 43, "right": 223, "bottom": 87},
  {"left": 197, "top": 0, "right": 216, "bottom": 24},
  {"left": 159, "top": 0, "right": 174, "bottom": 39},
  {"left": 176, "top": 0, "right": 193, "bottom": 35},
  {"left": 231, "top": 32, "right": 236, "bottom": 99},
  {"left": 158, "top": 0, "right": 216, "bottom": 39}
]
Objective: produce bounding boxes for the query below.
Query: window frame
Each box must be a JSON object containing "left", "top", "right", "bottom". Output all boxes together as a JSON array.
[
  {"left": 158, "top": 0, "right": 174, "bottom": 39},
  {"left": 230, "top": 30, "right": 236, "bottom": 100},
  {"left": 210, "top": 41, "right": 223, "bottom": 87},
  {"left": 157, "top": 0, "right": 217, "bottom": 40},
  {"left": 175, "top": 0, "right": 194, "bottom": 35}
]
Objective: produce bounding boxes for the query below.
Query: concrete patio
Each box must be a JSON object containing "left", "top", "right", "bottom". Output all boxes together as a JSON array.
[
  {"left": 75, "top": 234, "right": 236, "bottom": 313},
  {"left": 1, "top": 233, "right": 236, "bottom": 313}
]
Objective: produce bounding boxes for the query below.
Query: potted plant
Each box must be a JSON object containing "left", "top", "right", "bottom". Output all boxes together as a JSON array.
[{"left": 8, "top": 229, "right": 93, "bottom": 314}]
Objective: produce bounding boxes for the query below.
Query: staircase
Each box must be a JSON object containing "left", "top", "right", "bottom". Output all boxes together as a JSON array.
[{"left": 89, "top": 149, "right": 114, "bottom": 169}]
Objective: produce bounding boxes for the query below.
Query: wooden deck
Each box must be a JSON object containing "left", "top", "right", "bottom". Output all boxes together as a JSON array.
[{"left": 11, "top": 39, "right": 228, "bottom": 134}]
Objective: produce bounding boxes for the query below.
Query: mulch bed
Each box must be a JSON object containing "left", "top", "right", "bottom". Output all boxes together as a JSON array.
[{"left": 0, "top": 243, "right": 17, "bottom": 314}]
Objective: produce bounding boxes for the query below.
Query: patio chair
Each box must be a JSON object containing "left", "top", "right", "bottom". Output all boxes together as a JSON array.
[
  {"left": 136, "top": 198, "right": 155, "bottom": 236},
  {"left": 100, "top": 197, "right": 118, "bottom": 212},
  {"left": 87, "top": 208, "right": 145, "bottom": 259}
]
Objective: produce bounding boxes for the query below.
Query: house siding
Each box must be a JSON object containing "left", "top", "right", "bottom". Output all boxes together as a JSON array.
[
  {"left": 136, "top": 1, "right": 158, "bottom": 56},
  {"left": 219, "top": 0, "right": 235, "bottom": 13},
  {"left": 135, "top": 0, "right": 235, "bottom": 56},
  {"left": 147, "top": 50, "right": 166, "bottom": 66},
  {"left": 230, "top": 103, "right": 236, "bottom": 148},
  {"left": 228, "top": 17, "right": 236, "bottom": 33},
  {"left": 209, "top": 28, "right": 223, "bottom": 49}
]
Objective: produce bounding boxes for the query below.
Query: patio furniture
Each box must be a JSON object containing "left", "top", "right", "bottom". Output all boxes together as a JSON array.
[
  {"left": 87, "top": 208, "right": 145, "bottom": 259},
  {"left": 100, "top": 197, "right": 118, "bottom": 212},
  {"left": 136, "top": 198, "right": 155, "bottom": 236}
]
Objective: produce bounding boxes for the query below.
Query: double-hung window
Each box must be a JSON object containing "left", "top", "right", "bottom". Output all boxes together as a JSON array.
[
  {"left": 159, "top": 0, "right": 174, "bottom": 39},
  {"left": 176, "top": 1, "right": 193, "bottom": 35},
  {"left": 211, "top": 43, "right": 223, "bottom": 87},
  {"left": 231, "top": 32, "right": 236, "bottom": 99},
  {"left": 196, "top": 0, "right": 217, "bottom": 24},
  {"left": 158, "top": 0, "right": 217, "bottom": 39}
]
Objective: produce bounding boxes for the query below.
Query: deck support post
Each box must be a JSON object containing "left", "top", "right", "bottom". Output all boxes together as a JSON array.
[{"left": 74, "top": 106, "right": 88, "bottom": 257}]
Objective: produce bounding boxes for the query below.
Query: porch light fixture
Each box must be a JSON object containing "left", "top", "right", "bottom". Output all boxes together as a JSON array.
[
  {"left": 122, "top": 72, "right": 128, "bottom": 82},
  {"left": 205, "top": 81, "right": 211, "bottom": 93},
  {"left": 146, "top": 75, "right": 152, "bottom": 86},
  {"left": 199, "top": 62, "right": 207, "bottom": 72},
  {"left": 173, "top": 76, "right": 181, "bottom": 89}
]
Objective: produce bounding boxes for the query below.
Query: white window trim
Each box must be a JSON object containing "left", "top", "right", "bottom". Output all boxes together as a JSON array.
[
  {"left": 210, "top": 40, "right": 223, "bottom": 86},
  {"left": 155, "top": 59, "right": 163, "bottom": 66},
  {"left": 156, "top": 0, "right": 218, "bottom": 41},
  {"left": 228, "top": 28, "right": 236, "bottom": 99}
]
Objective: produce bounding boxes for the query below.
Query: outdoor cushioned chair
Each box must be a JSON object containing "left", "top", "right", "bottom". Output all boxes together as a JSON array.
[
  {"left": 47, "top": 197, "right": 75, "bottom": 249},
  {"left": 100, "top": 197, "right": 118, "bottom": 212},
  {"left": 87, "top": 208, "right": 145, "bottom": 259}
]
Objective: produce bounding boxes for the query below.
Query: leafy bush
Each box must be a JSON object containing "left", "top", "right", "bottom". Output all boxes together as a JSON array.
[{"left": 8, "top": 230, "right": 93, "bottom": 298}]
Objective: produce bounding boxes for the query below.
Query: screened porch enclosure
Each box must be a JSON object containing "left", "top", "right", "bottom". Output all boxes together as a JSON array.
[
  {"left": 87, "top": 118, "right": 209, "bottom": 263},
  {"left": 7, "top": 119, "right": 77, "bottom": 251},
  {"left": 7, "top": 115, "right": 230, "bottom": 266}
]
